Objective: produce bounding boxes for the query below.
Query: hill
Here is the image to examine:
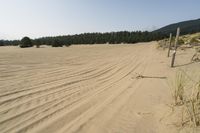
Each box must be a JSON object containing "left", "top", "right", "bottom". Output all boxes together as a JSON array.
[{"left": 153, "top": 18, "right": 200, "bottom": 35}]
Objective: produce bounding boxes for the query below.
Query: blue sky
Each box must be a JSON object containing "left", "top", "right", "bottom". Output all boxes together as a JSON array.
[{"left": 0, "top": 0, "right": 199, "bottom": 40}]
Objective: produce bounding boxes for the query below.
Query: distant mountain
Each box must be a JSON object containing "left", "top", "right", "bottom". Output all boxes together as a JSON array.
[{"left": 153, "top": 18, "right": 200, "bottom": 35}]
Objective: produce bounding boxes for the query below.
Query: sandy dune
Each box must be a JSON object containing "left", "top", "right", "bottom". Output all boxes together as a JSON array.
[{"left": 0, "top": 42, "right": 199, "bottom": 133}]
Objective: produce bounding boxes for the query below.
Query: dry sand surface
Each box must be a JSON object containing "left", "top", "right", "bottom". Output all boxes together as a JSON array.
[{"left": 0, "top": 42, "right": 200, "bottom": 133}]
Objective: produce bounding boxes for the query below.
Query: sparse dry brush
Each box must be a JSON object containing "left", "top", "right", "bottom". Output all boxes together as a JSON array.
[
  {"left": 157, "top": 38, "right": 185, "bottom": 50},
  {"left": 191, "top": 47, "right": 200, "bottom": 62},
  {"left": 189, "top": 37, "right": 200, "bottom": 46},
  {"left": 170, "top": 71, "right": 186, "bottom": 106},
  {"left": 170, "top": 71, "right": 200, "bottom": 127},
  {"left": 184, "top": 79, "right": 200, "bottom": 127},
  {"left": 157, "top": 39, "right": 168, "bottom": 50}
]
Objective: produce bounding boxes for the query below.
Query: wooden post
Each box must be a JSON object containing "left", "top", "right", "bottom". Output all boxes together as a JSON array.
[
  {"left": 167, "top": 33, "right": 172, "bottom": 57},
  {"left": 171, "top": 28, "right": 180, "bottom": 67}
]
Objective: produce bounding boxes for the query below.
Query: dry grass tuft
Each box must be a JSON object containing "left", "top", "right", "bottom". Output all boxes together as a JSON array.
[
  {"left": 170, "top": 71, "right": 200, "bottom": 127},
  {"left": 191, "top": 47, "right": 200, "bottom": 62},
  {"left": 157, "top": 39, "right": 168, "bottom": 50},
  {"left": 170, "top": 71, "right": 187, "bottom": 106}
]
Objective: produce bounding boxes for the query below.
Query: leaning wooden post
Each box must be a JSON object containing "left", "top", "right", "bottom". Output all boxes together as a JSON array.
[
  {"left": 171, "top": 28, "right": 180, "bottom": 67},
  {"left": 167, "top": 33, "right": 172, "bottom": 57}
]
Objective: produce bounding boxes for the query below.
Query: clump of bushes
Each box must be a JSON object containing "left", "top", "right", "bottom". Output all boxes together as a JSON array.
[
  {"left": 19, "top": 37, "right": 33, "bottom": 48},
  {"left": 0, "top": 40, "right": 4, "bottom": 46},
  {"left": 51, "top": 39, "right": 63, "bottom": 47},
  {"left": 65, "top": 43, "right": 71, "bottom": 47},
  {"left": 33, "top": 39, "right": 41, "bottom": 48}
]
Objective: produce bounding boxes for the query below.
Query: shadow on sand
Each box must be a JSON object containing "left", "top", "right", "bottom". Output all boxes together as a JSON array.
[{"left": 133, "top": 73, "right": 167, "bottom": 79}]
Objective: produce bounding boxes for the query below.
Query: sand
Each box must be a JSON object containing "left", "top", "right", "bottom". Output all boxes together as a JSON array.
[{"left": 0, "top": 42, "right": 199, "bottom": 133}]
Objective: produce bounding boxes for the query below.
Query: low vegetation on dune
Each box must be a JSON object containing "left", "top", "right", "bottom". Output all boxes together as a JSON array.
[
  {"left": 157, "top": 33, "right": 200, "bottom": 50},
  {"left": 170, "top": 70, "right": 200, "bottom": 128},
  {"left": 157, "top": 31, "right": 200, "bottom": 130}
]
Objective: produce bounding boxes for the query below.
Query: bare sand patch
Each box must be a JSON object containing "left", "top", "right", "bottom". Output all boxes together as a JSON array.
[{"left": 0, "top": 42, "right": 199, "bottom": 133}]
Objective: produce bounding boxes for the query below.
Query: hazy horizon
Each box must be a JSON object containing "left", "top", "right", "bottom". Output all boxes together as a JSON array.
[{"left": 0, "top": 0, "right": 200, "bottom": 40}]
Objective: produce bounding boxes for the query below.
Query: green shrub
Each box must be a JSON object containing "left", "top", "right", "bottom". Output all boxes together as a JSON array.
[
  {"left": 0, "top": 41, "right": 4, "bottom": 46},
  {"left": 20, "top": 37, "right": 33, "bottom": 48},
  {"left": 33, "top": 40, "right": 41, "bottom": 48},
  {"left": 65, "top": 43, "right": 71, "bottom": 47},
  {"left": 52, "top": 39, "right": 63, "bottom": 47}
]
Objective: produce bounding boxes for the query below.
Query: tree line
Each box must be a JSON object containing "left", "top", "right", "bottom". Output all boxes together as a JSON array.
[{"left": 0, "top": 31, "right": 167, "bottom": 47}]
